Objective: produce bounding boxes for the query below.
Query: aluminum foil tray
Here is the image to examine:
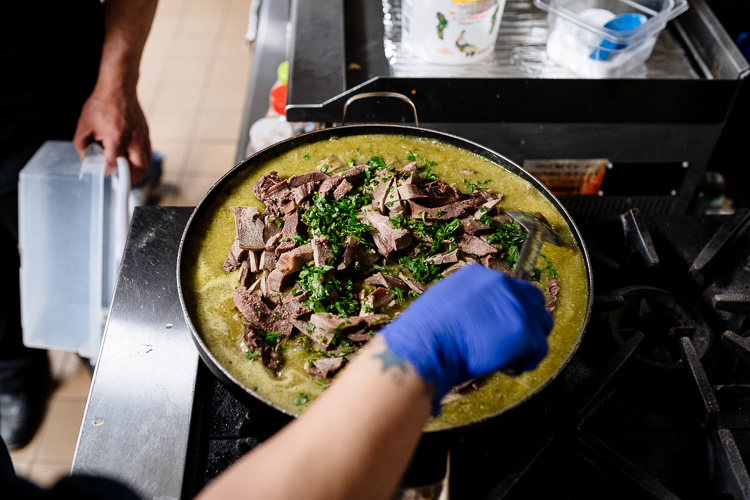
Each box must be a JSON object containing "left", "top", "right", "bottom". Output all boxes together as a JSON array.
[{"left": 382, "top": 0, "right": 699, "bottom": 79}]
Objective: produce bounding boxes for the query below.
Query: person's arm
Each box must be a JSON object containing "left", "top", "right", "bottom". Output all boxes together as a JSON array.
[
  {"left": 197, "top": 335, "right": 432, "bottom": 500},
  {"left": 72, "top": 0, "right": 157, "bottom": 183},
  {"left": 197, "top": 265, "right": 553, "bottom": 500}
]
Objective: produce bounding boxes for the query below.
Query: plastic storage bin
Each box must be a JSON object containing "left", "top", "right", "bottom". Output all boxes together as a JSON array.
[
  {"left": 18, "top": 141, "right": 130, "bottom": 361},
  {"left": 534, "top": 0, "right": 689, "bottom": 78}
]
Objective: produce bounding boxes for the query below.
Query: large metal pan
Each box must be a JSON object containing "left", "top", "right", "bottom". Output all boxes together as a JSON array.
[{"left": 177, "top": 121, "right": 593, "bottom": 433}]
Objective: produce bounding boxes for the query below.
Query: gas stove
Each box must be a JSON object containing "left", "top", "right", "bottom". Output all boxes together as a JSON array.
[
  {"left": 186, "top": 208, "right": 750, "bottom": 498},
  {"left": 72, "top": 206, "right": 750, "bottom": 499}
]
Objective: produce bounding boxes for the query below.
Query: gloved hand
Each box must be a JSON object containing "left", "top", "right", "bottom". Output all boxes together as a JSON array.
[{"left": 379, "top": 264, "right": 553, "bottom": 413}]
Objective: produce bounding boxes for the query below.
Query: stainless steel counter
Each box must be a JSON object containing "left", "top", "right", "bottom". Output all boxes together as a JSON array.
[{"left": 71, "top": 207, "right": 197, "bottom": 500}]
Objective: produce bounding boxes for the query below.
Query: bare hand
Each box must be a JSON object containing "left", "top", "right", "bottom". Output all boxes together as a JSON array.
[{"left": 73, "top": 85, "right": 151, "bottom": 185}]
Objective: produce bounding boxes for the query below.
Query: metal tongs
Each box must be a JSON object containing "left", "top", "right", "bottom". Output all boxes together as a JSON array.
[
  {"left": 505, "top": 210, "right": 563, "bottom": 281},
  {"left": 502, "top": 210, "right": 564, "bottom": 376}
]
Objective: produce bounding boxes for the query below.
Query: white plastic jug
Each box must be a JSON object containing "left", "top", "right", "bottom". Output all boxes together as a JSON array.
[{"left": 18, "top": 141, "right": 131, "bottom": 361}]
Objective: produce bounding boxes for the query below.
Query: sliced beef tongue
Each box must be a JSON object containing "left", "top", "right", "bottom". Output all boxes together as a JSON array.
[
  {"left": 234, "top": 207, "right": 265, "bottom": 251},
  {"left": 266, "top": 269, "right": 293, "bottom": 294},
  {"left": 238, "top": 261, "right": 255, "bottom": 287},
  {"left": 487, "top": 212, "right": 513, "bottom": 227},
  {"left": 275, "top": 240, "right": 296, "bottom": 256},
  {"left": 282, "top": 290, "right": 311, "bottom": 318},
  {"left": 354, "top": 247, "right": 380, "bottom": 271},
  {"left": 473, "top": 197, "right": 503, "bottom": 219},
  {"left": 233, "top": 286, "right": 294, "bottom": 339},
  {"left": 244, "top": 326, "right": 282, "bottom": 372},
  {"left": 292, "top": 182, "right": 317, "bottom": 205},
  {"left": 308, "top": 313, "right": 377, "bottom": 350},
  {"left": 264, "top": 215, "right": 283, "bottom": 240},
  {"left": 276, "top": 244, "right": 314, "bottom": 275},
  {"left": 287, "top": 170, "right": 329, "bottom": 188},
  {"left": 364, "top": 272, "right": 408, "bottom": 292},
  {"left": 336, "top": 236, "right": 360, "bottom": 271},
  {"left": 253, "top": 172, "right": 293, "bottom": 215},
  {"left": 481, "top": 255, "right": 512, "bottom": 275},
  {"left": 397, "top": 183, "right": 426, "bottom": 201},
  {"left": 260, "top": 249, "right": 278, "bottom": 271},
  {"left": 252, "top": 171, "right": 282, "bottom": 200},
  {"left": 457, "top": 233, "right": 497, "bottom": 257},
  {"left": 332, "top": 179, "right": 353, "bottom": 201},
  {"left": 372, "top": 176, "right": 395, "bottom": 214},
  {"left": 312, "top": 236, "right": 334, "bottom": 266},
  {"left": 347, "top": 331, "right": 375, "bottom": 342},
  {"left": 399, "top": 273, "right": 427, "bottom": 295},
  {"left": 545, "top": 276, "right": 560, "bottom": 312},
  {"left": 364, "top": 210, "right": 411, "bottom": 257},
  {"left": 427, "top": 248, "right": 460, "bottom": 266},
  {"left": 319, "top": 175, "right": 345, "bottom": 198},
  {"left": 361, "top": 287, "right": 393, "bottom": 314},
  {"left": 418, "top": 179, "right": 465, "bottom": 207},
  {"left": 223, "top": 239, "right": 249, "bottom": 272},
  {"left": 460, "top": 218, "right": 491, "bottom": 236},
  {"left": 340, "top": 164, "right": 368, "bottom": 185},
  {"left": 317, "top": 155, "right": 344, "bottom": 172},
  {"left": 281, "top": 211, "right": 303, "bottom": 240},
  {"left": 305, "top": 357, "right": 345, "bottom": 380},
  {"left": 407, "top": 197, "right": 479, "bottom": 221}
]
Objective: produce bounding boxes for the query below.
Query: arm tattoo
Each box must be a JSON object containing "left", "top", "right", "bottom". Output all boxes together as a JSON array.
[{"left": 374, "top": 348, "right": 407, "bottom": 374}]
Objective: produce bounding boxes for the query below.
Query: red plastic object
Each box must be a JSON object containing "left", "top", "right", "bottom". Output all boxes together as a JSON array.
[{"left": 270, "top": 84, "right": 287, "bottom": 116}]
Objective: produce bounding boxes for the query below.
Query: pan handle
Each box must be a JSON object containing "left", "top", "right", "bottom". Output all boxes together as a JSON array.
[{"left": 341, "top": 92, "right": 419, "bottom": 127}]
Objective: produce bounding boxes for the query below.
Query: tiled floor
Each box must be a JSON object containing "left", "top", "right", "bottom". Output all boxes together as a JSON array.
[{"left": 9, "top": 0, "right": 254, "bottom": 487}]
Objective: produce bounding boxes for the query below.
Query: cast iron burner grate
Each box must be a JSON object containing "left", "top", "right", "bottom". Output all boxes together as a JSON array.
[{"left": 185, "top": 208, "right": 750, "bottom": 499}]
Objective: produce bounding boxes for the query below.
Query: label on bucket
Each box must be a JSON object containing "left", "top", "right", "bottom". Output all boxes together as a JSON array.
[{"left": 402, "top": 0, "right": 505, "bottom": 64}]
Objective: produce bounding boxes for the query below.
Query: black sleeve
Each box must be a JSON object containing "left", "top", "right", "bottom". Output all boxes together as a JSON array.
[{"left": 5, "top": 472, "right": 142, "bottom": 500}]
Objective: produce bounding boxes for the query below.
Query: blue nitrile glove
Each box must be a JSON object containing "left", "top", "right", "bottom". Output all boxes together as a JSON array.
[{"left": 379, "top": 264, "right": 553, "bottom": 414}]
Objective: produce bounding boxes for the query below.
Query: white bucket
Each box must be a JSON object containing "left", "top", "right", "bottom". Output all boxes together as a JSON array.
[{"left": 402, "top": 0, "right": 505, "bottom": 64}]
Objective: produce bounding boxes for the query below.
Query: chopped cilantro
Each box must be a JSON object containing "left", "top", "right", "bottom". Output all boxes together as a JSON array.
[
  {"left": 391, "top": 214, "right": 460, "bottom": 256},
  {"left": 406, "top": 149, "right": 438, "bottom": 182},
  {"left": 246, "top": 350, "right": 259, "bottom": 361},
  {"left": 303, "top": 154, "right": 310, "bottom": 160},
  {"left": 258, "top": 330, "right": 282, "bottom": 346},
  {"left": 399, "top": 255, "right": 441, "bottom": 285},
  {"left": 367, "top": 155, "right": 388, "bottom": 171},
  {"left": 293, "top": 393, "right": 309, "bottom": 405},
  {"left": 301, "top": 192, "right": 373, "bottom": 259},
  {"left": 485, "top": 219, "right": 526, "bottom": 267},
  {"left": 463, "top": 179, "right": 492, "bottom": 194},
  {"left": 539, "top": 254, "right": 558, "bottom": 278},
  {"left": 296, "top": 263, "right": 360, "bottom": 317}
]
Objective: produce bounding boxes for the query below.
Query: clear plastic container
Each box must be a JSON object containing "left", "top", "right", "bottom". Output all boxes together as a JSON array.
[
  {"left": 18, "top": 141, "right": 130, "bottom": 361},
  {"left": 534, "top": 0, "right": 689, "bottom": 78}
]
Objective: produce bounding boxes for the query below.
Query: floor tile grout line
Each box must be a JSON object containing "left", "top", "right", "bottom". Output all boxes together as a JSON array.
[
  {"left": 144, "top": 0, "right": 193, "bottom": 116},
  {"left": 178, "top": 0, "right": 249, "bottom": 187}
]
